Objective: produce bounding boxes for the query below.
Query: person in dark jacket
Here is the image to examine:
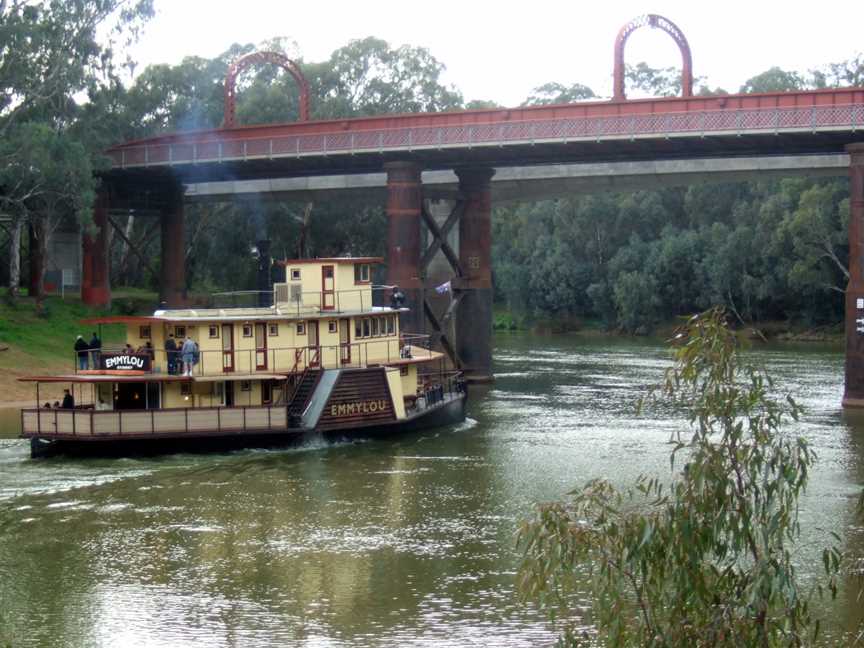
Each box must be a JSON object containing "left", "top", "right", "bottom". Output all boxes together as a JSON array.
[
  {"left": 165, "top": 334, "right": 178, "bottom": 375},
  {"left": 89, "top": 331, "right": 101, "bottom": 367},
  {"left": 74, "top": 335, "right": 89, "bottom": 370},
  {"left": 61, "top": 389, "right": 74, "bottom": 409}
]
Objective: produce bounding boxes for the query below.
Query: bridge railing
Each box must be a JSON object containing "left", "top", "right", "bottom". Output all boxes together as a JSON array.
[{"left": 109, "top": 103, "right": 864, "bottom": 169}]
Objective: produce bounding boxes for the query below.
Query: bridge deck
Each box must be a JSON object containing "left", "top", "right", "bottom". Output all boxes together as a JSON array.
[{"left": 106, "top": 88, "right": 864, "bottom": 185}]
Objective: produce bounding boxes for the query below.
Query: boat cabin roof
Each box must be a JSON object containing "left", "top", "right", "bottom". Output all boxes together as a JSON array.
[
  {"left": 83, "top": 305, "right": 405, "bottom": 325},
  {"left": 277, "top": 257, "right": 383, "bottom": 266}
]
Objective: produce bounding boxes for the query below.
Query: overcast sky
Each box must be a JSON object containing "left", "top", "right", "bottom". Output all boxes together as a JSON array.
[{"left": 128, "top": 0, "right": 864, "bottom": 106}]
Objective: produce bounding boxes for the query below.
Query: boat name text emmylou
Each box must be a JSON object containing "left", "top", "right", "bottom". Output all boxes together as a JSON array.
[
  {"left": 329, "top": 400, "right": 389, "bottom": 417},
  {"left": 100, "top": 354, "right": 151, "bottom": 371}
]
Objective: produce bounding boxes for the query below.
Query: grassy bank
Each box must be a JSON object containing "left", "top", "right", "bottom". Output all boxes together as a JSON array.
[{"left": 0, "top": 294, "right": 153, "bottom": 404}]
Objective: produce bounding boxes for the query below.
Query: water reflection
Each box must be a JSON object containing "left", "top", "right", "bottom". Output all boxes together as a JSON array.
[{"left": 0, "top": 335, "right": 861, "bottom": 646}]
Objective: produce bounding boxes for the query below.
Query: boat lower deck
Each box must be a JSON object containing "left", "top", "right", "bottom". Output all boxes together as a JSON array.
[
  {"left": 24, "top": 393, "right": 467, "bottom": 458},
  {"left": 21, "top": 404, "right": 288, "bottom": 441}
]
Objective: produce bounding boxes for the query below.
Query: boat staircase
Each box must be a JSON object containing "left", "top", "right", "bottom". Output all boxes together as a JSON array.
[{"left": 287, "top": 368, "right": 321, "bottom": 426}]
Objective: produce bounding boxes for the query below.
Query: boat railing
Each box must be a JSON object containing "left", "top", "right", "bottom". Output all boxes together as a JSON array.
[
  {"left": 20, "top": 403, "right": 288, "bottom": 439},
  {"left": 209, "top": 285, "right": 395, "bottom": 315},
  {"left": 408, "top": 370, "right": 466, "bottom": 415},
  {"left": 72, "top": 334, "right": 435, "bottom": 376}
]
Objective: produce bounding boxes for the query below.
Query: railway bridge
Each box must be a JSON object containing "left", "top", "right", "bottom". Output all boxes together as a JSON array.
[{"left": 87, "top": 15, "right": 864, "bottom": 403}]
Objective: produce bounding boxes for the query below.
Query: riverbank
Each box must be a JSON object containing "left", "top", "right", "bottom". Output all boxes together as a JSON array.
[
  {"left": 493, "top": 310, "right": 845, "bottom": 345},
  {"left": 0, "top": 295, "right": 135, "bottom": 405}
]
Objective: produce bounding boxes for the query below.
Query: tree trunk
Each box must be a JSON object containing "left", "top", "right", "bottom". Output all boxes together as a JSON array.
[
  {"left": 116, "top": 212, "right": 135, "bottom": 286},
  {"left": 34, "top": 214, "right": 48, "bottom": 303},
  {"left": 28, "top": 219, "right": 45, "bottom": 298},
  {"left": 7, "top": 216, "right": 22, "bottom": 300}
]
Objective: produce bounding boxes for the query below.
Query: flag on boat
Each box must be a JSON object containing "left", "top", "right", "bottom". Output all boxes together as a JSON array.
[{"left": 435, "top": 281, "right": 451, "bottom": 294}]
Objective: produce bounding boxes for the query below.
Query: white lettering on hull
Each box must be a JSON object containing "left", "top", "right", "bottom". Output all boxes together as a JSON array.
[{"left": 330, "top": 399, "right": 388, "bottom": 417}]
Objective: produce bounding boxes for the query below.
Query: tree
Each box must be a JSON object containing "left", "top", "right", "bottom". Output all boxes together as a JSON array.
[
  {"left": 0, "top": 123, "right": 94, "bottom": 300},
  {"left": 522, "top": 82, "right": 596, "bottom": 106},
  {"left": 517, "top": 308, "right": 843, "bottom": 646},
  {"left": 741, "top": 67, "right": 805, "bottom": 93},
  {"left": 625, "top": 62, "right": 683, "bottom": 97},
  {"left": 0, "top": 0, "right": 154, "bottom": 298},
  {"left": 811, "top": 54, "right": 864, "bottom": 89},
  {"left": 313, "top": 37, "right": 463, "bottom": 118},
  {"left": 782, "top": 182, "right": 849, "bottom": 297}
]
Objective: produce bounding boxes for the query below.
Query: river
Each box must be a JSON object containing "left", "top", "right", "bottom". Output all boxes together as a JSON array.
[{"left": 0, "top": 335, "right": 862, "bottom": 647}]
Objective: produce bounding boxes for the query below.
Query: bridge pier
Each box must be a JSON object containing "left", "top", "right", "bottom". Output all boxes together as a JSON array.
[
  {"left": 385, "top": 161, "right": 424, "bottom": 335},
  {"left": 81, "top": 192, "right": 111, "bottom": 307},
  {"left": 454, "top": 168, "right": 495, "bottom": 382},
  {"left": 160, "top": 183, "right": 187, "bottom": 308},
  {"left": 844, "top": 143, "right": 864, "bottom": 407}
]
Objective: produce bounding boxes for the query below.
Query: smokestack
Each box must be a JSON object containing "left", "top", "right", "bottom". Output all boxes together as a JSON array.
[{"left": 257, "top": 239, "right": 272, "bottom": 307}]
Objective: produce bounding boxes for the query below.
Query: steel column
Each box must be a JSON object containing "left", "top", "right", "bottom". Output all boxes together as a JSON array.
[
  {"left": 81, "top": 192, "right": 111, "bottom": 307},
  {"left": 454, "top": 167, "right": 495, "bottom": 382},
  {"left": 844, "top": 143, "right": 864, "bottom": 406},
  {"left": 385, "top": 161, "right": 424, "bottom": 334},
  {"left": 160, "top": 184, "right": 186, "bottom": 307}
]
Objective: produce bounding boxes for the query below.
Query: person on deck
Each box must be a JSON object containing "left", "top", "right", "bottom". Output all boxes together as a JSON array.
[
  {"left": 181, "top": 336, "right": 196, "bottom": 376},
  {"left": 74, "top": 335, "right": 89, "bottom": 370},
  {"left": 165, "top": 334, "right": 178, "bottom": 375},
  {"left": 89, "top": 331, "right": 101, "bottom": 367},
  {"left": 61, "top": 389, "right": 74, "bottom": 409}
]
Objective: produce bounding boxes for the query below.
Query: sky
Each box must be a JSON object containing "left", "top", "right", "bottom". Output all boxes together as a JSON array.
[{"left": 128, "top": 0, "right": 864, "bottom": 107}]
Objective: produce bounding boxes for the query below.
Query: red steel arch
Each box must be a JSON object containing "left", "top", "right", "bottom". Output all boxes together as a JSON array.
[
  {"left": 613, "top": 14, "right": 693, "bottom": 101},
  {"left": 223, "top": 51, "right": 310, "bottom": 128}
]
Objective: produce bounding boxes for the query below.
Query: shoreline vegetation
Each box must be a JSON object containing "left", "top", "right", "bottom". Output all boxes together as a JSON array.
[
  {"left": 0, "top": 296, "right": 842, "bottom": 407},
  {"left": 492, "top": 310, "right": 844, "bottom": 345}
]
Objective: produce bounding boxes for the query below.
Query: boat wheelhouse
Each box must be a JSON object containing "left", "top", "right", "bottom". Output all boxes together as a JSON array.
[{"left": 20, "top": 257, "right": 466, "bottom": 456}]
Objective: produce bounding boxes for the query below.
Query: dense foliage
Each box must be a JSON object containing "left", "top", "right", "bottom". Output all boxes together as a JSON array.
[
  {"left": 493, "top": 178, "right": 849, "bottom": 332},
  {"left": 517, "top": 308, "right": 843, "bottom": 646},
  {"left": 0, "top": 0, "right": 154, "bottom": 299}
]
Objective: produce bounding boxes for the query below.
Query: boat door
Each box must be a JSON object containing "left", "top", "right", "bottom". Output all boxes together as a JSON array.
[
  {"left": 339, "top": 318, "right": 351, "bottom": 364},
  {"left": 321, "top": 264, "right": 335, "bottom": 310},
  {"left": 224, "top": 381, "right": 235, "bottom": 407},
  {"left": 222, "top": 323, "right": 234, "bottom": 372},
  {"left": 255, "top": 323, "right": 267, "bottom": 370},
  {"left": 308, "top": 320, "right": 320, "bottom": 367}
]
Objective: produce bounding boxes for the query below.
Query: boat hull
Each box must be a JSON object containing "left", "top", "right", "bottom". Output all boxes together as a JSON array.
[{"left": 27, "top": 393, "right": 467, "bottom": 458}]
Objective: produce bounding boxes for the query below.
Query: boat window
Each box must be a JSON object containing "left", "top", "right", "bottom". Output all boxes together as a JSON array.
[
  {"left": 268, "top": 324, "right": 278, "bottom": 337},
  {"left": 209, "top": 325, "right": 219, "bottom": 339},
  {"left": 240, "top": 380, "right": 251, "bottom": 392},
  {"left": 262, "top": 381, "right": 272, "bottom": 404},
  {"left": 181, "top": 382, "right": 191, "bottom": 398},
  {"left": 296, "top": 322, "right": 306, "bottom": 335},
  {"left": 371, "top": 318, "right": 380, "bottom": 337},
  {"left": 242, "top": 324, "right": 252, "bottom": 337},
  {"left": 328, "top": 320, "right": 337, "bottom": 333},
  {"left": 386, "top": 316, "right": 395, "bottom": 335},
  {"left": 362, "top": 318, "right": 371, "bottom": 338},
  {"left": 354, "top": 263, "right": 370, "bottom": 283},
  {"left": 139, "top": 325, "right": 151, "bottom": 339},
  {"left": 174, "top": 325, "right": 186, "bottom": 339},
  {"left": 290, "top": 268, "right": 301, "bottom": 281},
  {"left": 400, "top": 366, "right": 409, "bottom": 376}
]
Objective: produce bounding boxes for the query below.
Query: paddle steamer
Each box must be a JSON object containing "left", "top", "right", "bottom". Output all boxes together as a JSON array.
[{"left": 19, "top": 257, "right": 466, "bottom": 456}]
